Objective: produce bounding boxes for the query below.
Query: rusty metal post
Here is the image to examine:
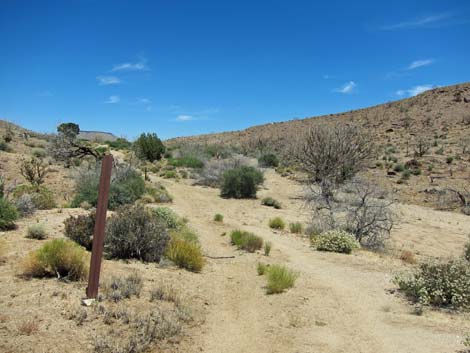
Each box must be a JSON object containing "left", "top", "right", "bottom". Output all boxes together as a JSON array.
[{"left": 86, "top": 154, "right": 113, "bottom": 299}]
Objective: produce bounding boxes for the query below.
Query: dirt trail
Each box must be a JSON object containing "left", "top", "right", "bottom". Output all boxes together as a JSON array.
[{"left": 160, "top": 170, "right": 469, "bottom": 353}]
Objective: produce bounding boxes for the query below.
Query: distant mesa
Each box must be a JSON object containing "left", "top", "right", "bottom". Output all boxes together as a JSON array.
[{"left": 78, "top": 130, "right": 118, "bottom": 142}]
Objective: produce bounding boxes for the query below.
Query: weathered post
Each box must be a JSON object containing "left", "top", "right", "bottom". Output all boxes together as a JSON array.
[{"left": 86, "top": 154, "right": 113, "bottom": 299}]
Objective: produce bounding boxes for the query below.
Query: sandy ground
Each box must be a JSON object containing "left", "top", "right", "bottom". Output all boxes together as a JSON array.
[{"left": 1, "top": 169, "right": 469, "bottom": 353}]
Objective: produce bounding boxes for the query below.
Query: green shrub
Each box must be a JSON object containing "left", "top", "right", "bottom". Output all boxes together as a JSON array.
[
  {"left": 258, "top": 154, "right": 279, "bottom": 168},
  {"left": 269, "top": 217, "right": 285, "bottom": 230},
  {"left": 394, "top": 259, "right": 470, "bottom": 310},
  {"left": 64, "top": 212, "right": 95, "bottom": 250},
  {"left": 0, "top": 197, "right": 18, "bottom": 230},
  {"left": 220, "top": 166, "right": 263, "bottom": 199},
  {"left": 168, "top": 156, "right": 204, "bottom": 169},
  {"left": 12, "top": 185, "right": 56, "bottom": 210},
  {"left": 261, "top": 197, "right": 281, "bottom": 209},
  {"left": 289, "top": 222, "right": 303, "bottom": 234},
  {"left": 105, "top": 204, "right": 170, "bottom": 262},
  {"left": 22, "top": 239, "right": 88, "bottom": 281},
  {"left": 315, "top": 229, "right": 360, "bottom": 254},
  {"left": 153, "top": 207, "right": 181, "bottom": 229},
  {"left": 26, "top": 223, "right": 47, "bottom": 240},
  {"left": 230, "top": 230, "right": 263, "bottom": 252},
  {"left": 163, "top": 170, "right": 178, "bottom": 179},
  {"left": 144, "top": 184, "right": 172, "bottom": 203},
  {"left": 133, "top": 133, "right": 165, "bottom": 162},
  {"left": 213, "top": 213, "right": 224, "bottom": 222},
  {"left": 446, "top": 156, "right": 454, "bottom": 164},
  {"left": 394, "top": 164, "right": 405, "bottom": 172},
  {"left": 32, "top": 148, "right": 47, "bottom": 158},
  {"left": 410, "top": 168, "right": 422, "bottom": 176},
  {"left": 401, "top": 169, "right": 412, "bottom": 180},
  {"left": 165, "top": 238, "right": 204, "bottom": 272},
  {"left": 105, "top": 138, "right": 132, "bottom": 150},
  {"left": 264, "top": 241, "right": 272, "bottom": 256},
  {"left": 71, "top": 165, "right": 145, "bottom": 210},
  {"left": 265, "top": 265, "right": 298, "bottom": 294},
  {"left": 0, "top": 139, "right": 8, "bottom": 151}
]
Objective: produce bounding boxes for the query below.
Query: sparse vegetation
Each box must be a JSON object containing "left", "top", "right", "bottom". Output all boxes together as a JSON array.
[
  {"left": 399, "top": 250, "right": 417, "bottom": 264},
  {"left": 269, "top": 217, "right": 285, "bottom": 230},
  {"left": 64, "top": 212, "right": 95, "bottom": 250},
  {"left": 143, "top": 184, "right": 172, "bottom": 203},
  {"left": 220, "top": 166, "right": 263, "bottom": 199},
  {"left": 19, "top": 156, "right": 48, "bottom": 187},
  {"left": 168, "top": 156, "right": 204, "bottom": 169},
  {"left": 102, "top": 272, "right": 143, "bottom": 302},
  {"left": 257, "top": 262, "right": 267, "bottom": 275},
  {"left": 261, "top": 197, "right": 281, "bottom": 209},
  {"left": 22, "top": 239, "right": 88, "bottom": 281},
  {"left": 105, "top": 204, "right": 170, "bottom": 262},
  {"left": 265, "top": 264, "right": 298, "bottom": 294},
  {"left": 313, "top": 229, "right": 360, "bottom": 254},
  {"left": 230, "top": 230, "right": 263, "bottom": 252},
  {"left": 12, "top": 185, "right": 56, "bottom": 210},
  {"left": 26, "top": 223, "right": 47, "bottom": 240},
  {"left": 394, "top": 258, "right": 470, "bottom": 310},
  {"left": 13, "top": 194, "right": 36, "bottom": 217}
]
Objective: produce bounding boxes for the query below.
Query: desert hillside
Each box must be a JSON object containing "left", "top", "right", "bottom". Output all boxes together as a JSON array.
[{"left": 168, "top": 82, "right": 470, "bottom": 208}]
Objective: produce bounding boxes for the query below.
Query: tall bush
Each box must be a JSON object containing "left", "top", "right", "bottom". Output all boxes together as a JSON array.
[
  {"left": 134, "top": 133, "right": 165, "bottom": 162},
  {"left": 220, "top": 166, "right": 263, "bottom": 199},
  {"left": 105, "top": 204, "right": 170, "bottom": 262},
  {"left": 0, "top": 197, "right": 18, "bottom": 230}
]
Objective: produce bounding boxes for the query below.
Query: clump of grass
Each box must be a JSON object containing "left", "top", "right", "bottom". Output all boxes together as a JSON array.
[
  {"left": 261, "top": 197, "right": 281, "bottom": 209},
  {"left": 264, "top": 241, "right": 272, "bottom": 256},
  {"left": 289, "top": 222, "right": 303, "bottom": 234},
  {"left": 25, "top": 223, "right": 47, "bottom": 240},
  {"left": 213, "top": 213, "right": 224, "bottom": 222},
  {"left": 165, "top": 237, "right": 204, "bottom": 272},
  {"left": 265, "top": 264, "right": 298, "bottom": 294},
  {"left": 269, "top": 217, "right": 285, "bottom": 230},
  {"left": 230, "top": 230, "right": 263, "bottom": 252},
  {"left": 22, "top": 239, "right": 89, "bottom": 281},
  {"left": 102, "top": 272, "right": 143, "bottom": 302},
  {"left": 257, "top": 262, "right": 267, "bottom": 275}
]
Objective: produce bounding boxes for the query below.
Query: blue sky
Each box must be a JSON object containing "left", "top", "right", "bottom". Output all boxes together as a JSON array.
[{"left": 1, "top": 0, "right": 469, "bottom": 140}]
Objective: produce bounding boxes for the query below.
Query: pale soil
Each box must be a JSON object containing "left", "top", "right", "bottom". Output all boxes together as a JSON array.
[{"left": 0, "top": 169, "right": 469, "bottom": 353}]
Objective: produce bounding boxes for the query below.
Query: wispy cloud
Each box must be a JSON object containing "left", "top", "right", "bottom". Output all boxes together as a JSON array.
[
  {"left": 97, "top": 76, "right": 121, "bottom": 85},
  {"left": 396, "top": 84, "right": 436, "bottom": 97},
  {"left": 381, "top": 12, "right": 466, "bottom": 30},
  {"left": 335, "top": 81, "right": 356, "bottom": 94},
  {"left": 112, "top": 57, "right": 149, "bottom": 72},
  {"left": 407, "top": 59, "right": 434, "bottom": 70},
  {"left": 105, "top": 95, "right": 120, "bottom": 104},
  {"left": 176, "top": 115, "right": 194, "bottom": 121}
]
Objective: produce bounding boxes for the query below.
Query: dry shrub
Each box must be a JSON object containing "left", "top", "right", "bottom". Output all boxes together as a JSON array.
[
  {"left": 102, "top": 272, "right": 143, "bottom": 302},
  {"left": 25, "top": 223, "right": 47, "bottom": 240},
  {"left": 150, "top": 282, "right": 181, "bottom": 305},
  {"left": 17, "top": 319, "right": 39, "bottom": 335},
  {"left": 399, "top": 250, "right": 417, "bottom": 264},
  {"left": 22, "top": 239, "right": 89, "bottom": 281},
  {"left": 64, "top": 212, "right": 95, "bottom": 250}
]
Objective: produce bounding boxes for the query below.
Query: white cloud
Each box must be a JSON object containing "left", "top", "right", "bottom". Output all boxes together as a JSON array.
[
  {"left": 382, "top": 13, "right": 453, "bottom": 30},
  {"left": 112, "top": 58, "right": 148, "bottom": 72},
  {"left": 335, "top": 81, "right": 356, "bottom": 94},
  {"left": 137, "top": 98, "right": 151, "bottom": 104},
  {"left": 105, "top": 95, "right": 120, "bottom": 104},
  {"left": 396, "top": 84, "right": 436, "bottom": 97},
  {"left": 407, "top": 59, "right": 434, "bottom": 70},
  {"left": 176, "top": 115, "right": 193, "bottom": 121},
  {"left": 97, "top": 76, "right": 120, "bottom": 85}
]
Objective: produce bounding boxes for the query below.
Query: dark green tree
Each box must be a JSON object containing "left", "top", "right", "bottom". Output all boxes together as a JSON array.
[{"left": 133, "top": 133, "right": 166, "bottom": 162}]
